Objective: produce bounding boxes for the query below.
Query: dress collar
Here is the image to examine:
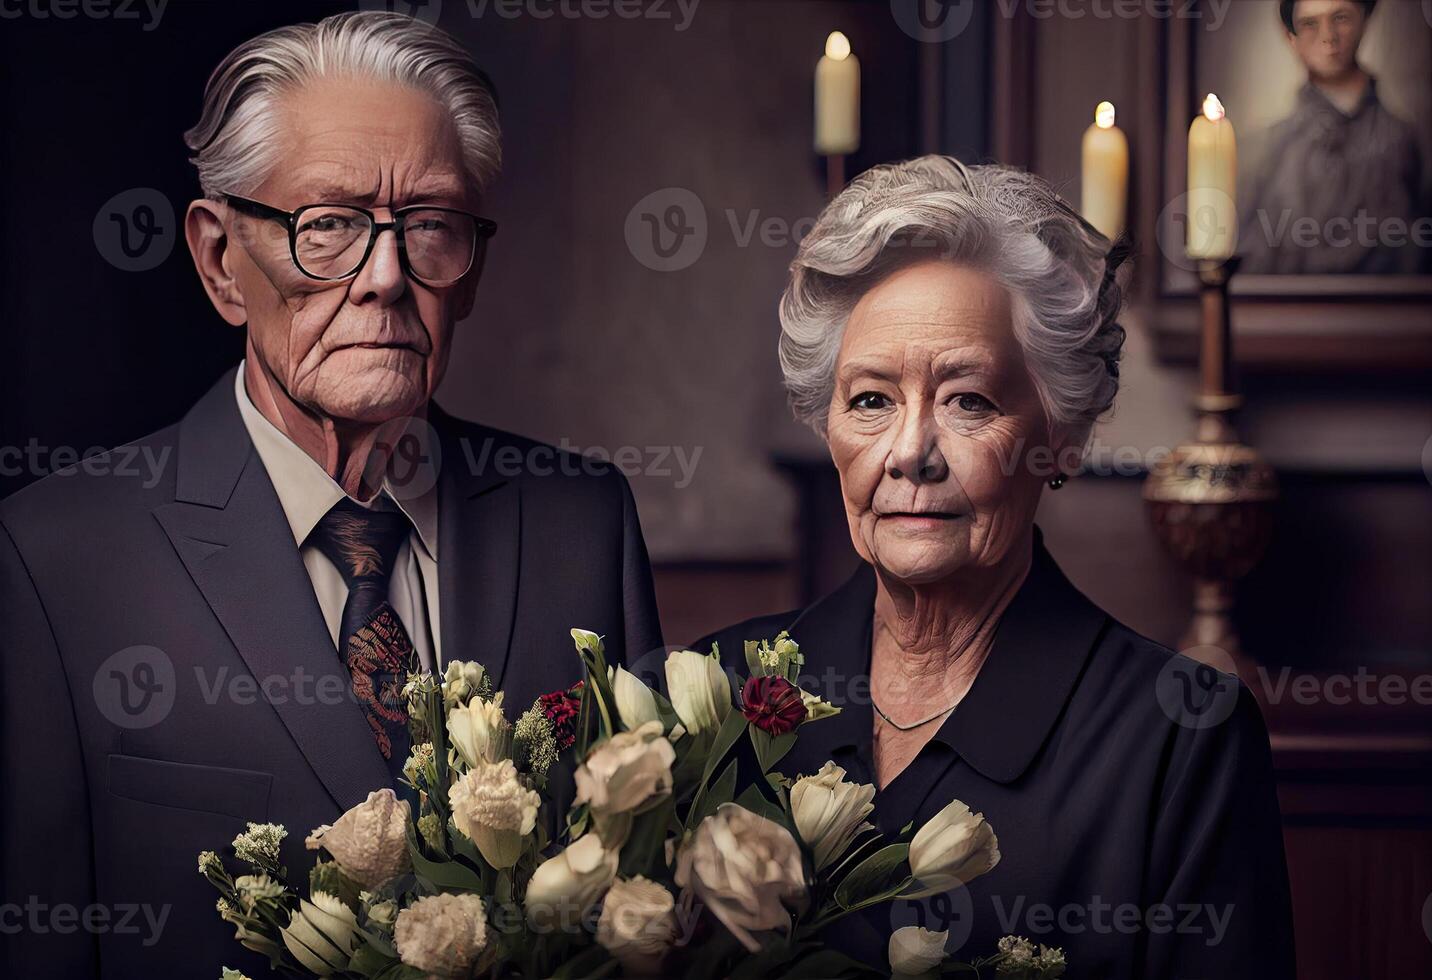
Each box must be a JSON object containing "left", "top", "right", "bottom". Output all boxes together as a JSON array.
[
  {"left": 790, "top": 530, "right": 1109, "bottom": 785},
  {"left": 233, "top": 363, "right": 439, "bottom": 560}
]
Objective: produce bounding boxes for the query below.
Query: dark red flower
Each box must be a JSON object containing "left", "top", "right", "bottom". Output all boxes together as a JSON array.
[
  {"left": 539, "top": 680, "right": 584, "bottom": 750},
  {"left": 741, "top": 675, "right": 807, "bottom": 736}
]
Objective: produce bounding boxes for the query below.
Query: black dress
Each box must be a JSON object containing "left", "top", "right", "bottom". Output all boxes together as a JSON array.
[{"left": 694, "top": 533, "right": 1296, "bottom": 980}]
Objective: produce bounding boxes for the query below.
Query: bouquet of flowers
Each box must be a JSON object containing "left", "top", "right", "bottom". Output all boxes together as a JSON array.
[{"left": 200, "top": 630, "right": 1067, "bottom": 979}]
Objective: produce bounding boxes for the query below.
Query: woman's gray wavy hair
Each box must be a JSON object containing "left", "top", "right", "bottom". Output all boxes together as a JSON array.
[
  {"left": 779, "top": 156, "right": 1128, "bottom": 440},
  {"left": 184, "top": 11, "right": 501, "bottom": 198}
]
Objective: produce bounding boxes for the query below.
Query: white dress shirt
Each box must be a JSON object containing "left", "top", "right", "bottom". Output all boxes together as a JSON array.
[{"left": 234, "top": 365, "right": 442, "bottom": 671}]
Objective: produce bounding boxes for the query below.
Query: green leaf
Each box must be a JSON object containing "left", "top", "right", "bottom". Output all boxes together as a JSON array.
[
  {"left": 734, "top": 783, "right": 785, "bottom": 825},
  {"left": 749, "top": 727, "right": 797, "bottom": 773},
  {"left": 617, "top": 799, "right": 674, "bottom": 878},
  {"left": 406, "top": 825, "right": 484, "bottom": 892},
  {"left": 346, "top": 943, "right": 400, "bottom": 978},
  {"left": 684, "top": 711, "right": 748, "bottom": 825},
  {"left": 690, "top": 759, "right": 738, "bottom": 825},
  {"left": 834, "top": 843, "right": 910, "bottom": 910},
  {"left": 744, "top": 640, "right": 768, "bottom": 678},
  {"left": 549, "top": 943, "right": 618, "bottom": 979}
]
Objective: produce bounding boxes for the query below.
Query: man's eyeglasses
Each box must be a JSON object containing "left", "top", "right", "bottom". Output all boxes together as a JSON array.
[{"left": 222, "top": 195, "right": 498, "bottom": 286}]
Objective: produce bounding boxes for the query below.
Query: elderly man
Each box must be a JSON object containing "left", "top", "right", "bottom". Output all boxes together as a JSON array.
[{"left": 0, "top": 12, "right": 661, "bottom": 977}]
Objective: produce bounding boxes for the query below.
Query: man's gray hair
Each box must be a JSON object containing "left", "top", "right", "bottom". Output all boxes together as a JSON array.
[
  {"left": 779, "top": 156, "right": 1127, "bottom": 439},
  {"left": 184, "top": 11, "right": 501, "bottom": 198}
]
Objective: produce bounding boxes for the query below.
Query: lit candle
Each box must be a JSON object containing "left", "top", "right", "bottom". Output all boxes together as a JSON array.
[
  {"left": 814, "top": 31, "right": 860, "bottom": 155},
  {"left": 1080, "top": 101, "right": 1128, "bottom": 240},
  {"left": 1186, "top": 93, "right": 1238, "bottom": 260}
]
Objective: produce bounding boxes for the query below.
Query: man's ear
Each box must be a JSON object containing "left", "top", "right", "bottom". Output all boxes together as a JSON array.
[{"left": 185, "top": 199, "right": 247, "bottom": 327}]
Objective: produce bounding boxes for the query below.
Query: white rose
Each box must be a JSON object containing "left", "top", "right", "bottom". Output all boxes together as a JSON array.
[
  {"left": 889, "top": 925, "right": 949, "bottom": 976},
  {"left": 304, "top": 789, "right": 411, "bottom": 890},
  {"left": 906, "top": 799, "right": 1000, "bottom": 898},
  {"left": 674, "top": 803, "right": 807, "bottom": 952},
  {"left": 393, "top": 893, "right": 489, "bottom": 977},
  {"left": 664, "top": 650, "right": 732, "bottom": 736},
  {"left": 575, "top": 720, "right": 676, "bottom": 842},
  {"left": 280, "top": 892, "right": 357, "bottom": 976},
  {"left": 447, "top": 693, "right": 511, "bottom": 768},
  {"left": 524, "top": 833, "right": 620, "bottom": 929},
  {"left": 610, "top": 665, "right": 661, "bottom": 729},
  {"left": 789, "top": 761, "right": 875, "bottom": 871},
  {"left": 448, "top": 759, "right": 540, "bottom": 869},
  {"left": 596, "top": 876, "right": 680, "bottom": 976}
]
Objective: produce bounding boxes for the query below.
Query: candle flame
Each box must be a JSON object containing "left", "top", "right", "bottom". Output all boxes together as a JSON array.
[
  {"left": 1095, "top": 101, "right": 1116, "bottom": 129},
  {"left": 1202, "top": 92, "right": 1226, "bottom": 122},
  {"left": 825, "top": 31, "right": 851, "bottom": 61}
]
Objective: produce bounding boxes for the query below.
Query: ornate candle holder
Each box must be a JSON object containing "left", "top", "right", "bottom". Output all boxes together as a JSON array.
[{"left": 1143, "top": 257, "right": 1277, "bottom": 681}]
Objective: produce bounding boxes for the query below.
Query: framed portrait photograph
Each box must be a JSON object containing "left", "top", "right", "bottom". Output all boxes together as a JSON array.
[{"left": 1148, "top": 0, "right": 1432, "bottom": 369}]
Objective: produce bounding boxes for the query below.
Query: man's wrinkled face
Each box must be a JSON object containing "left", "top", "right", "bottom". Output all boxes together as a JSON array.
[
  {"left": 226, "top": 78, "right": 479, "bottom": 424},
  {"left": 826, "top": 262, "right": 1062, "bottom": 587},
  {"left": 1288, "top": 1, "right": 1367, "bottom": 81}
]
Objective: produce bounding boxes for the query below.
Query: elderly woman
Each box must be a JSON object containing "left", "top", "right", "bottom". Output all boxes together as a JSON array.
[{"left": 697, "top": 158, "right": 1295, "bottom": 979}]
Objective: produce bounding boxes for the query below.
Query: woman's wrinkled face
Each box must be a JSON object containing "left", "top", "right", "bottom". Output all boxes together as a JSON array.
[{"left": 826, "top": 262, "right": 1064, "bottom": 586}]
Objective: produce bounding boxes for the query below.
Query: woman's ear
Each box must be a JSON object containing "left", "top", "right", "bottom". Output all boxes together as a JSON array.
[
  {"left": 1049, "top": 423, "right": 1088, "bottom": 480},
  {"left": 184, "top": 199, "right": 247, "bottom": 327}
]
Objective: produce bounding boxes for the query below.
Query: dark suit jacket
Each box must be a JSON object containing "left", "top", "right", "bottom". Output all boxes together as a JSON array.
[
  {"left": 696, "top": 535, "right": 1296, "bottom": 980},
  {"left": 0, "top": 368, "right": 663, "bottom": 979}
]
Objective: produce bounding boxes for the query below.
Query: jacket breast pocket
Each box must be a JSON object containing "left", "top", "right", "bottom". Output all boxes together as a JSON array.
[{"left": 107, "top": 753, "right": 272, "bottom": 820}]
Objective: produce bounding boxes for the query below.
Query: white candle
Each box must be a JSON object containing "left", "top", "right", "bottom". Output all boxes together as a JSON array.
[
  {"left": 814, "top": 31, "right": 860, "bottom": 155},
  {"left": 1186, "top": 93, "right": 1238, "bottom": 260},
  {"left": 1080, "top": 101, "right": 1129, "bottom": 240}
]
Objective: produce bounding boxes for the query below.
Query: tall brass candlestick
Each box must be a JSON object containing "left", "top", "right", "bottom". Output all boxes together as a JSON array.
[{"left": 1144, "top": 258, "right": 1277, "bottom": 681}]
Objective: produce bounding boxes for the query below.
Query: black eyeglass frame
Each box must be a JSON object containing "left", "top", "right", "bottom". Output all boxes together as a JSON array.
[{"left": 222, "top": 194, "right": 498, "bottom": 286}]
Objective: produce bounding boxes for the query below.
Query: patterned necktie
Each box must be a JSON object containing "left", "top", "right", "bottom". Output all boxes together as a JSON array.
[{"left": 307, "top": 498, "right": 420, "bottom": 786}]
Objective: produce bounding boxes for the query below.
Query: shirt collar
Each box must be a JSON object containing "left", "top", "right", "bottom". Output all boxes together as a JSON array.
[
  {"left": 792, "top": 529, "right": 1108, "bottom": 785},
  {"left": 1298, "top": 76, "right": 1379, "bottom": 118},
  {"left": 233, "top": 363, "right": 439, "bottom": 559}
]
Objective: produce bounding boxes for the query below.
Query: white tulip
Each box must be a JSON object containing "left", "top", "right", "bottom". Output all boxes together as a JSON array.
[
  {"left": 789, "top": 761, "right": 875, "bottom": 871},
  {"left": 889, "top": 925, "right": 949, "bottom": 976},
  {"left": 610, "top": 665, "right": 661, "bottom": 729},
  {"left": 664, "top": 650, "right": 732, "bottom": 736},
  {"left": 596, "top": 876, "right": 680, "bottom": 976},
  {"left": 447, "top": 693, "right": 511, "bottom": 768},
  {"left": 674, "top": 803, "right": 807, "bottom": 952},
  {"left": 525, "top": 833, "right": 620, "bottom": 929},
  {"left": 448, "top": 760, "right": 540, "bottom": 869},
  {"left": 906, "top": 800, "right": 1000, "bottom": 898},
  {"left": 280, "top": 892, "right": 357, "bottom": 976},
  {"left": 441, "top": 659, "right": 487, "bottom": 708}
]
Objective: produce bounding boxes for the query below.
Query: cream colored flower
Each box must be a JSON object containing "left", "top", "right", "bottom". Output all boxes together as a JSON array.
[
  {"left": 574, "top": 720, "right": 676, "bottom": 836},
  {"left": 664, "top": 650, "right": 732, "bottom": 736},
  {"left": 524, "top": 833, "right": 620, "bottom": 929},
  {"left": 393, "top": 893, "right": 489, "bottom": 977},
  {"left": 447, "top": 693, "right": 511, "bottom": 768},
  {"left": 304, "top": 789, "right": 412, "bottom": 890},
  {"left": 280, "top": 892, "right": 357, "bottom": 976},
  {"left": 610, "top": 665, "right": 661, "bottom": 729},
  {"left": 596, "top": 876, "right": 679, "bottom": 976},
  {"left": 448, "top": 759, "right": 540, "bottom": 869},
  {"left": 790, "top": 761, "right": 875, "bottom": 871},
  {"left": 889, "top": 925, "right": 948, "bottom": 976},
  {"left": 674, "top": 803, "right": 807, "bottom": 952},
  {"left": 906, "top": 799, "right": 1000, "bottom": 898},
  {"left": 442, "top": 659, "right": 488, "bottom": 707}
]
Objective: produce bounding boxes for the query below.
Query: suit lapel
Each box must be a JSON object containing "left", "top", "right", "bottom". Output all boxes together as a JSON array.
[
  {"left": 153, "top": 370, "right": 391, "bottom": 812},
  {"left": 433, "top": 408, "right": 522, "bottom": 697}
]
